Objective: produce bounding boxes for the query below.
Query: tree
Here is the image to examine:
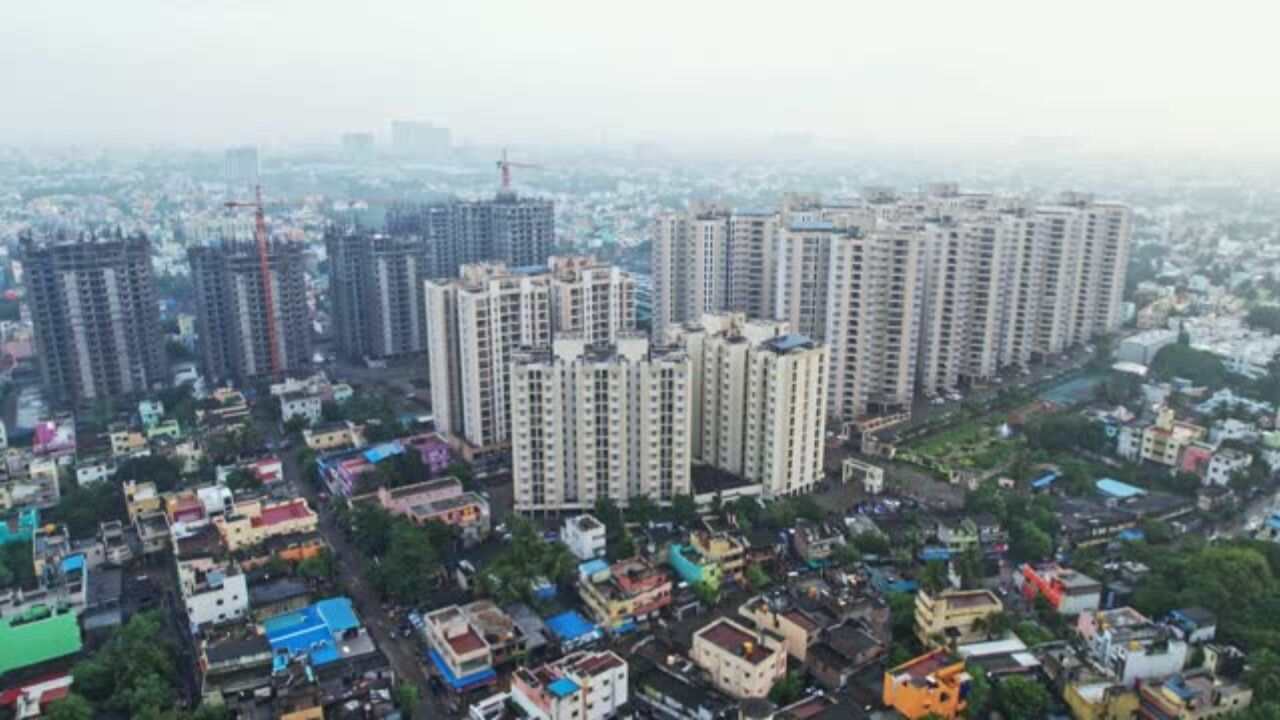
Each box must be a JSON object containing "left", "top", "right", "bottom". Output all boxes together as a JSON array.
[
  {"left": 50, "top": 481, "right": 126, "bottom": 539},
  {"left": 746, "top": 564, "right": 772, "bottom": 591},
  {"left": 377, "top": 521, "right": 439, "bottom": 604},
  {"left": 395, "top": 683, "right": 421, "bottom": 719},
  {"left": 728, "top": 496, "right": 762, "bottom": 530},
  {"left": 832, "top": 542, "right": 862, "bottom": 569},
  {"left": 1150, "top": 343, "right": 1228, "bottom": 387},
  {"left": 692, "top": 581, "right": 721, "bottom": 607},
  {"left": 71, "top": 611, "right": 180, "bottom": 715},
  {"left": 670, "top": 494, "right": 700, "bottom": 528},
  {"left": 283, "top": 416, "right": 310, "bottom": 435},
  {"left": 1247, "top": 649, "right": 1280, "bottom": 705},
  {"left": 1009, "top": 520, "right": 1053, "bottom": 564},
  {"left": 224, "top": 468, "right": 262, "bottom": 495},
  {"left": 995, "top": 676, "right": 1050, "bottom": 719},
  {"left": 44, "top": 694, "right": 93, "bottom": 720},
  {"left": 850, "top": 531, "right": 891, "bottom": 555},
  {"left": 964, "top": 665, "right": 991, "bottom": 719},
  {"left": 1246, "top": 306, "right": 1280, "bottom": 334},
  {"left": 982, "top": 611, "right": 1014, "bottom": 640},
  {"left": 768, "top": 672, "right": 806, "bottom": 706},
  {"left": 349, "top": 504, "right": 394, "bottom": 556},
  {"left": 115, "top": 455, "right": 183, "bottom": 492},
  {"left": 298, "top": 549, "right": 336, "bottom": 581},
  {"left": 626, "top": 496, "right": 658, "bottom": 525},
  {"left": 887, "top": 592, "right": 917, "bottom": 643},
  {"left": 1141, "top": 519, "right": 1175, "bottom": 545},
  {"left": 955, "top": 546, "right": 985, "bottom": 589},
  {"left": 920, "top": 561, "right": 950, "bottom": 594}
]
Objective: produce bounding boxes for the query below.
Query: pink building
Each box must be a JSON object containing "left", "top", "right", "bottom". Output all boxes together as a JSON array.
[
  {"left": 1180, "top": 443, "right": 1213, "bottom": 478},
  {"left": 33, "top": 419, "right": 76, "bottom": 456},
  {"left": 361, "top": 477, "right": 490, "bottom": 544}
]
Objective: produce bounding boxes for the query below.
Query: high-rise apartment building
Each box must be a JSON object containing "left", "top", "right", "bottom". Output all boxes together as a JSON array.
[
  {"left": 21, "top": 233, "right": 163, "bottom": 404},
  {"left": 386, "top": 194, "right": 555, "bottom": 275},
  {"left": 825, "top": 225, "right": 927, "bottom": 423},
  {"left": 510, "top": 335, "right": 690, "bottom": 513},
  {"left": 223, "top": 146, "right": 259, "bottom": 192},
  {"left": 327, "top": 231, "right": 432, "bottom": 360},
  {"left": 683, "top": 314, "right": 827, "bottom": 497},
  {"left": 424, "top": 258, "right": 634, "bottom": 452},
  {"left": 189, "top": 239, "right": 311, "bottom": 383},
  {"left": 652, "top": 188, "right": 1131, "bottom": 425}
]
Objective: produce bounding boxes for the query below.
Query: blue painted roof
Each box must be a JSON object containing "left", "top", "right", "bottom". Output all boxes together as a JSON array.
[
  {"left": 548, "top": 678, "right": 580, "bottom": 698},
  {"left": 265, "top": 597, "right": 359, "bottom": 670},
  {"left": 546, "top": 611, "right": 596, "bottom": 642},
  {"left": 61, "top": 554, "right": 85, "bottom": 574},
  {"left": 1096, "top": 478, "right": 1146, "bottom": 499},
  {"left": 579, "top": 559, "right": 609, "bottom": 577},
  {"left": 1118, "top": 528, "right": 1145, "bottom": 542},
  {"left": 363, "top": 442, "right": 403, "bottom": 464},
  {"left": 427, "top": 648, "right": 497, "bottom": 690}
]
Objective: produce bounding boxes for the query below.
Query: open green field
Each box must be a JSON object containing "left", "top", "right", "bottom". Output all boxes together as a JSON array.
[{"left": 900, "top": 419, "right": 1023, "bottom": 474}]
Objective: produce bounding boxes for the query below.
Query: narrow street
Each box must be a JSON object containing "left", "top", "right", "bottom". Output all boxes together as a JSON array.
[{"left": 265, "top": 422, "right": 448, "bottom": 719}]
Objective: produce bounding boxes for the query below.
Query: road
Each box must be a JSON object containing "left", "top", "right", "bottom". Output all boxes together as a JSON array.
[{"left": 264, "top": 421, "right": 449, "bottom": 719}]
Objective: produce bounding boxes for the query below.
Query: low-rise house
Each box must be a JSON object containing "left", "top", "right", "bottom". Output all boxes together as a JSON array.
[
  {"left": 424, "top": 604, "right": 498, "bottom": 694},
  {"left": 843, "top": 458, "right": 884, "bottom": 495},
  {"left": 462, "top": 600, "right": 526, "bottom": 666},
  {"left": 249, "top": 577, "right": 313, "bottom": 620},
  {"left": 1166, "top": 608, "right": 1217, "bottom": 644},
  {"left": 669, "top": 543, "right": 722, "bottom": 591},
  {"left": 1077, "top": 607, "right": 1188, "bottom": 685},
  {"left": 688, "top": 530, "right": 747, "bottom": 581},
  {"left": 510, "top": 650, "right": 629, "bottom": 720},
  {"left": 630, "top": 655, "right": 736, "bottom": 720},
  {"left": 146, "top": 419, "right": 182, "bottom": 442},
  {"left": 915, "top": 589, "right": 1003, "bottom": 647},
  {"left": 263, "top": 597, "right": 387, "bottom": 686},
  {"left": 1064, "top": 680, "right": 1140, "bottom": 720},
  {"left": 99, "top": 520, "right": 132, "bottom": 565},
  {"left": 109, "top": 429, "right": 149, "bottom": 457},
  {"left": 279, "top": 391, "right": 323, "bottom": 427},
  {"left": 358, "top": 477, "right": 490, "bottom": 544},
  {"left": 178, "top": 558, "right": 249, "bottom": 633},
  {"left": 0, "top": 607, "right": 82, "bottom": 681},
  {"left": 1205, "top": 448, "right": 1252, "bottom": 487},
  {"left": 562, "top": 514, "right": 607, "bottom": 561},
  {"left": 139, "top": 399, "right": 165, "bottom": 429},
  {"left": 201, "top": 635, "right": 273, "bottom": 704},
  {"left": 301, "top": 421, "right": 363, "bottom": 452},
  {"left": 935, "top": 518, "right": 980, "bottom": 554},
  {"left": 1018, "top": 563, "right": 1102, "bottom": 614},
  {"left": 1137, "top": 670, "right": 1252, "bottom": 719},
  {"left": 402, "top": 432, "right": 453, "bottom": 476},
  {"left": 1141, "top": 407, "right": 1206, "bottom": 467},
  {"left": 0, "top": 507, "right": 38, "bottom": 545},
  {"left": 740, "top": 595, "right": 822, "bottom": 662},
  {"left": 578, "top": 557, "right": 673, "bottom": 632},
  {"left": 882, "top": 649, "right": 970, "bottom": 720},
  {"left": 791, "top": 520, "right": 845, "bottom": 567},
  {"left": 807, "top": 621, "right": 887, "bottom": 690},
  {"left": 691, "top": 618, "right": 786, "bottom": 700},
  {"left": 214, "top": 498, "right": 318, "bottom": 553},
  {"left": 236, "top": 530, "right": 327, "bottom": 570}
]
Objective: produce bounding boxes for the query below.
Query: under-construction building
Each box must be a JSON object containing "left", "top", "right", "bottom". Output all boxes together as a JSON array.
[
  {"left": 327, "top": 230, "right": 431, "bottom": 360},
  {"left": 385, "top": 193, "right": 555, "bottom": 276},
  {"left": 189, "top": 239, "right": 311, "bottom": 382},
  {"left": 21, "top": 231, "right": 164, "bottom": 404}
]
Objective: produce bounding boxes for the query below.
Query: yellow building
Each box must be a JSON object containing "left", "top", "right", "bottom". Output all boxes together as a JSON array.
[
  {"left": 1064, "top": 681, "right": 1140, "bottom": 720},
  {"left": 1141, "top": 407, "right": 1206, "bottom": 467},
  {"left": 214, "top": 498, "right": 319, "bottom": 552},
  {"left": 691, "top": 618, "right": 787, "bottom": 700},
  {"left": 302, "top": 421, "right": 363, "bottom": 452},
  {"left": 739, "top": 596, "right": 821, "bottom": 662},
  {"left": 123, "top": 480, "right": 163, "bottom": 523},
  {"left": 915, "top": 588, "right": 1003, "bottom": 647},
  {"left": 109, "top": 430, "right": 148, "bottom": 457},
  {"left": 689, "top": 530, "right": 747, "bottom": 581},
  {"left": 883, "top": 649, "right": 970, "bottom": 720}
]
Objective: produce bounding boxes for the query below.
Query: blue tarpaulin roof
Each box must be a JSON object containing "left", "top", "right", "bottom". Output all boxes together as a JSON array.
[
  {"left": 363, "top": 442, "right": 403, "bottom": 464},
  {"left": 578, "top": 559, "right": 609, "bottom": 577},
  {"left": 1096, "top": 478, "right": 1147, "bottom": 499},
  {"left": 1031, "top": 472, "right": 1058, "bottom": 489},
  {"left": 61, "top": 554, "right": 84, "bottom": 574},
  {"left": 546, "top": 611, "right": 597, "bottom": 642},
  {"left": 265, "top": 597, "right": 360, "bottom": 670},
  {"left": 1118, "top": 528, "right": 1146, "bottom": 542}
]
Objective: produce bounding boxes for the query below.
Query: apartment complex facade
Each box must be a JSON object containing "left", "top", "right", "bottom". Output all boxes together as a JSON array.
[
  {"left": 327, "top": 230, "right": 433, "bottom": 360},
  {"left": 386, "top": 193, "right": 555, "bottom": 276},
  {"left": 22, "top": 233, "right": 164, "bottom": 404},
  {"left": 651, "top": 188, "right": 1132, "bottom": 424},
  {"left": 189, "top": 239, "right": 311, "bottom": 382},
  {"left": 425, "top": 259, "right": 635, "bottom": 454},
  {"left": 510, "top": 335, "right": 690, "bottom": 513}
]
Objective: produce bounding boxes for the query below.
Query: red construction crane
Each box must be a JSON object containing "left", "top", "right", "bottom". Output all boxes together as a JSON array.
[
  {"left": 496, "top": 148, "right": 541, "bottom": 192},
  {"left": 224, "top": 185, "right": 282, "bottom": 378}
]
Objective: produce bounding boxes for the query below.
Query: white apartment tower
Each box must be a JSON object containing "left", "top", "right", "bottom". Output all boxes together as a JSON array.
[
  {"left": 825, "top": 226, "right": 927, "bottom": 423},
  {"left": 511, "top": 335, "right": 691, "bottom": 513},
  {"left": 651, "top": 208, "right": 727, "bottom": 341},
  {"left": 426, "top": 259, "right": 635, "bottom": 451},
  {"left": 684, "top": 314, "right": 828, "bottom": 497}
]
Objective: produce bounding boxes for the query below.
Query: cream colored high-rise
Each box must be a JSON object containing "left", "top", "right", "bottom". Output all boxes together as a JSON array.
[
  {"left": 683, "top": 313, "right": 828, "bottom": 498},
  {"left": 510, "top": 335, "right": 691, "bottom": 513},
  {"left": 651, "top": 207, "right": 728, "bottom": 342},
  {"left": 425, "top": 258, "right": 635, "bottom": 451},
  {"left": 825, "top": 225, "right": 927, "bottom": 423}
]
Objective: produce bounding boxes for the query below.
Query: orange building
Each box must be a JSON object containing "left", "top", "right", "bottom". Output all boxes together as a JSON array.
[{"left": 882, "top": 649, "right": 970, "bottom": 720}]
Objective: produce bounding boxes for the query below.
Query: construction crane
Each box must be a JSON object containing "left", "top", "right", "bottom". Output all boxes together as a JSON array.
[
  {"left": 224, "top": 185, "right": 283, "bottom": 378},
  {"left": 496, "top": 148, "right": 541, "bottom": 192}
]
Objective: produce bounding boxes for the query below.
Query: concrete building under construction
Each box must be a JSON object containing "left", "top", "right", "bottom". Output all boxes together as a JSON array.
[
  {"left": 385, "top": 193, "right": 555, "bottom": 276},
  {"left": 327, "top": 230, "right": 431, "bottom": 360},
  {"left": 189, "top": 239, "right": 311, "bottom": 383}
]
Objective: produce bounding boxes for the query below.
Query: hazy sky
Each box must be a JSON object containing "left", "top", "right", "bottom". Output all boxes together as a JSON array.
[{"left": 3, "top": 0, "right": 1277, "bottom": 154}]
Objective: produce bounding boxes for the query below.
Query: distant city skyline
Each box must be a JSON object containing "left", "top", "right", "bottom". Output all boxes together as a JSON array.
[{"left": 2, "top": 1, "right": 1277, "bottom": 157}]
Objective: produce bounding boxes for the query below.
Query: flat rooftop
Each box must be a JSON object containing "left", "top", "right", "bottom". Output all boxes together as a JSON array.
[{"left": 699, "top": 619, "right": 774, "bottom": 665}]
